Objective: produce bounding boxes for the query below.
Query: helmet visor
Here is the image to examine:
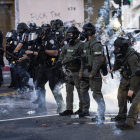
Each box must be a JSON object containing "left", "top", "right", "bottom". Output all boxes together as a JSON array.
[
  {"left": 28, "top": 33, "right": 38, "bottom": 41},
  {"left": 6, "top": 32, "right": 13, "bottom": 38}
]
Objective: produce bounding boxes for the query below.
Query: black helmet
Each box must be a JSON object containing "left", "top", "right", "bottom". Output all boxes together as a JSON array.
[
  {"left": 29, "top": 22, "right": 36, "bottom": 28},
  {"left": 17, "top": 22, "right": 28, "bottom": 34},
  {"left": 50, "top": 20, "right": 55, "bottom": 26},
  {"left": 6, "top": 30, "right": 17, "bottom": 38},
  {"left": 66, "top": 26, "right": 80, "bottom": 46},
  {"left": 53, "top": 19, "right": 63, "bottom": 30},
  {"left": 83, "top": 23, "right": 96, "bottom": 36},
  {"left": 6, "top": 30, "right": 17, "bottom": 42},
  {"left": 66, "top": 26, "right": 80, "bottom": 40},
  {"left": 114, "top": 37, "right": 129, "bottom": 55},
  {"left": 41, "top": 24, "right": 51, "bottom": 32},
  {"left": 80, "top": 23, "right": 96, "bottom": 41}
]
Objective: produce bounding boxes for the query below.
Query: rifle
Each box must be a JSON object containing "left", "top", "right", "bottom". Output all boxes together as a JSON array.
[
  {"left": 105, "top": 45, "right": 113, "bottom": 79},
  {"left": 51, "top": 55, "right": 82, "bottom": 69},
  {"left": 0, "top": 48, "right": 18, "bottom": 60}
]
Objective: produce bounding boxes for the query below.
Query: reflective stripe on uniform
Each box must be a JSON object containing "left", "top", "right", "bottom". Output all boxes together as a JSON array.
[
  {"left": 67, "top": 50, "right": 73, "bottom": 52},
  {"left": 94, "top": 52, "right": 102, "bottom": 55}
]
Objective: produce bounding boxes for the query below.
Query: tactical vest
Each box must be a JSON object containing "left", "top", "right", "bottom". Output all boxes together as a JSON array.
[
  {"left": 117, "top": 48, "right": 140, "bottom": 79},
  {"left": 82, "top": 37, "right": 108, "bottom": 75},
  {"left": 63, "top": 41, "right": 82, "bottom": 68},
  {"left": 82, "top": 39, "right": 102, "bottom": 66}
]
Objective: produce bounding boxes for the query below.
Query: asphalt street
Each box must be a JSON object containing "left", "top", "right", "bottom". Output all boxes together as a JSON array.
[{"left": 1, "top": 66, "right": 140, "bottom": 140}]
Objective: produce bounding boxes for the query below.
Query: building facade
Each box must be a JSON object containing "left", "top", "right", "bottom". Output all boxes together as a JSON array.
[{"left": 0, "top": 0, "right": 105, "bottom": 46}]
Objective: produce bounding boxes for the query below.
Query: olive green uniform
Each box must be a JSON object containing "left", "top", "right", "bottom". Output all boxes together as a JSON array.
[
  {"left": 126, "top": 89, "right": 140, "bottom": 126},
  {"left": 80, "top": 36, "right": 106, "bottom": 117},
  {"left": 59, "top": 40, "right": 83, "bottom": 110},
  {"left": 113, "top": 47, "right": 140, "bottom": 118}
]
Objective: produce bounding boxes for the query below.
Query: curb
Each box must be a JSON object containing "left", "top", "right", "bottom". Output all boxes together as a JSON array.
[{"left": 2, "top": 65, "right": 10, "bottom": 71}]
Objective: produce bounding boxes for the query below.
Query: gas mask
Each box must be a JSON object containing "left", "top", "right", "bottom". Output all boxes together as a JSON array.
[
  {"left": 66, "top": 34, "right": 75, "bottom": 46},
  {"left": 113, "top": 47, "right": 121, "bottom": 55},
  {"left": 80, "top": 31, "right": 86, "bottom": 41},
  {"left": 53, "top": 24, "right": 60, "bottom": 31}
]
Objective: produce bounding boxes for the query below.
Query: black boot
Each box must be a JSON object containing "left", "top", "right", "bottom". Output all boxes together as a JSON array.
[
  {"left": 116, "top": 123, "right": 134, "bottom": 130},
  {"left": 111, "top": 115, "right": 126, "bottom": 122},
  {"left": 79, "top": 111, "right": 90, "bottom": 117},
  {"left": 74, "top": 109, "right": 83, "bottom": 114},
  {"left": 59, "top": 110, "right": 73, "bottom": 116}
]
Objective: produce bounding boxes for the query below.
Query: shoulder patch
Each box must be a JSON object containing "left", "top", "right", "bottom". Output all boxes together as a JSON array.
[
  {"left": 67, "top": 49, "right": 73, "bottom": 52},
  {"left": 50, "top": 40, "right": 54, "bottom": 45},
  {"left": 14, "top": 41, "right": 17, "bottom": 45}
]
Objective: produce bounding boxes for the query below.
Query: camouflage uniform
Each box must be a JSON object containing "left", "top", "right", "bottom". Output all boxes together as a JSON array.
[
  {"left": 113, "top": 47, "right": 140, "bottom": 119},
  {"left": 80, "top": 36, "right": 106, "bottom": 117},
  {"left": 59, "top": 39, "right": 83, "bottom": 111}
]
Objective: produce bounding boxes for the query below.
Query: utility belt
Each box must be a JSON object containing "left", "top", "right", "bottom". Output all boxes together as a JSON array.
[{"left": 39, "top": 60, "right": 52, "bottom": 68}]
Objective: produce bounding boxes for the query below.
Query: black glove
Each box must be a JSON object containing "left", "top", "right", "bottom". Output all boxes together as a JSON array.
[
  {"left": 127, "top": 94, "right": 135, "bottom": 103},
  {"left": 12, "top": 52, "right": 18, "bottom": 57},
  {"left": 40, "top": 46, "right": 45, "bottom": 52},
  {"left": 55, "top": 60, "right": 62, "bottom": 68}
]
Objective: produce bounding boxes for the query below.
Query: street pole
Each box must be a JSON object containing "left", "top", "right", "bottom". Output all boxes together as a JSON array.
[
  {"left": 118, "top": 0, "right": 122, "bottom": 26},
  {"left": 105, "top": 0, "right": 109, "bottom": 26}
]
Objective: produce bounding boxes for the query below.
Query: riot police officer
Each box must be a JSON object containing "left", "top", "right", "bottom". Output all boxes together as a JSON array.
[
  {"left": 52, "top": 19, "right": 65, "bottom": 46},
  {"left": 25, "top": 27, "right": 42, "bottom": 83},
  {"left": 32, "top": 24, "right": 65, "bottom": 113},
  {"left": 50, "top": 20, "right": 55, "bottom": 27},
  {"left": 29, "top": 22, "right": 37, "bottom": 29},
  {"left": 79, "top": 23, "right": 106, "bottom": 122},
  {"left": 59, "top": 26, "right": 83, "bottom": 116},
  {"left": 5, "top": 30, "right": 18, "bottom": 88},
  {"left": 13, "top": 22, "right": 30, "bottom": 92},
  {"left": 109, "top": 37, "right": 140, "bottom": 127}
]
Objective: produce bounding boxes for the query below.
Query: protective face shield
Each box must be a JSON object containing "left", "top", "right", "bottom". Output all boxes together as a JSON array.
[
  {"left": 22, "top": 33, "right": 29, "bottom": 42},
  {"left": 29, "top": 22, "right": 36, "bottom": 28},
  {"left": 6, "top": 32, "right": 13, "bottom": 38},
  {"left": 28, "top": 33, "right": 38, "bottom": 42}
]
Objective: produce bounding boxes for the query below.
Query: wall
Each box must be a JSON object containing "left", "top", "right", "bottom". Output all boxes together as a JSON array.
[{"left": 18, "top": 0, "right": 84, "bottom": 29}]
